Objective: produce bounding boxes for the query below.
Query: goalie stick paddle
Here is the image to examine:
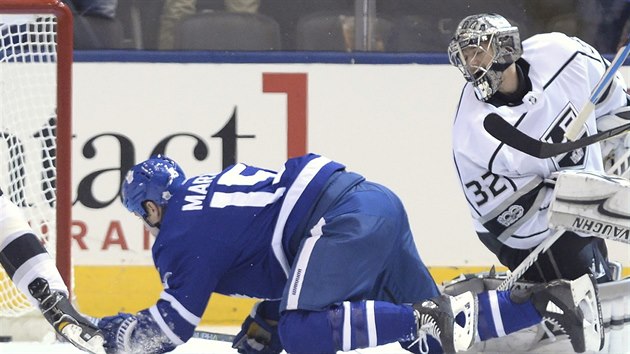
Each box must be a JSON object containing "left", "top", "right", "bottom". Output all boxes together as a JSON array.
[
  {"left": 564, "top": 32, "right": 630, "bottom": 141},
  {"left": 483, "top": 113, "right": 630, "bottom": 158}
]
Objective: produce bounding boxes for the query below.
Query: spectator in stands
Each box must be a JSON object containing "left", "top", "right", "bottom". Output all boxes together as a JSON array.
[
  {"left": 62, "top": 0, "right": 121, "bottom": 50},
  {"left": 64, "top": 0, "right": 118, "bottom": 19},
  {"left": 158, "top": 0, "right": 260, "bottom": 49},
  {"left": 592, "top": 0, "right": 630, "bottom": 53}
]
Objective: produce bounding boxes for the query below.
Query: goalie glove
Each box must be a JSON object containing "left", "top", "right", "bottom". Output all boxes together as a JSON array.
[
  {"left": 232, "top": 300, "right": 283, "bottom": 354},
  {"left": 27, "top": 278, "right": 105, "bottom": 354}
]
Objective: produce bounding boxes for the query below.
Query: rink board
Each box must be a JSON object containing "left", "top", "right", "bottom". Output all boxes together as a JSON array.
[{"left": 73, "top": 266, "right": 517, "bottom": 322}]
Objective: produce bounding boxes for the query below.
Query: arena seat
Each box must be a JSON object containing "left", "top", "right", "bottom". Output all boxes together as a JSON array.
[
  {"left": 173, "top": 11, "right": 281, "bottom": 50},
  {"left": 296, "top": 11, "right": 393, "bottom": 51},
  {"left": 74, "top": 15, "right": 125, "bottom": 49}
]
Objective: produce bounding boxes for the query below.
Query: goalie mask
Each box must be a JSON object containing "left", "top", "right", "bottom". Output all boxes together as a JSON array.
[
  {"left": 448, "top": 13, "right": 522, "bottom": 101},
  {"left": 121, "top": 155, "right": 185, "bottom": 220}
]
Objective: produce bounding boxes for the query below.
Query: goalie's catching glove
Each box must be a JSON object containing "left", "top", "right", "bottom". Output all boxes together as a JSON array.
[
  {"left": 28, "top": 278, "right": 105, "bottom": 354},
  {"left": 232, "top": 300, "right": 283, "bottom": 354}
]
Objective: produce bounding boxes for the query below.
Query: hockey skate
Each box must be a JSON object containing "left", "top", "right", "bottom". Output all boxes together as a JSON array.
[
  {"left": 411, "top": 291, "right": 478, "bottom": 353},
  {"left": 525, "top": 273, "right": 604, "bottom": 353},
  {"left": 28, "top": 278, "right": 106, "bottom": 354}
]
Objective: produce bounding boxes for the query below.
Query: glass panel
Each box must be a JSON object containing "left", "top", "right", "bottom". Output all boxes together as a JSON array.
[{"left": 66, "top": 0, "right": 629, "bottom": 55}]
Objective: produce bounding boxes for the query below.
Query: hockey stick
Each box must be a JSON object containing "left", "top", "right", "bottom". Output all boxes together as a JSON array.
[
  {"left": 193, "top": 330, "right": 235, "bottom": 342},
  {"left": 483, "top": 113, "right": 630, "bottom": 158},
  {"left": 565, "top": 33, "right": 630, "bottom": 141},
  {"left": 496, "top": 229, "right": 564, "bottom": 290},
  {"left": 192, "top": 330, "right": 369, "bottom": 353}
]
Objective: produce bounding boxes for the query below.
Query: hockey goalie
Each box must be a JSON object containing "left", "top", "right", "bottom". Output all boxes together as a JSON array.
[{"left": 442, "top": 170, "right": 630, "bottom": 353}]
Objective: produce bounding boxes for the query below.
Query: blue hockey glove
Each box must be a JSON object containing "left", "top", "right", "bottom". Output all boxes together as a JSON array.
[
  {"left": 232, "top": 301, "right": 283, "bottom": 354},
  {"left": 97, "top": 312, "right": 138, "bottom": 354},
  {"left": 97, "top": 310, "right": 176, "bottom": 354}
]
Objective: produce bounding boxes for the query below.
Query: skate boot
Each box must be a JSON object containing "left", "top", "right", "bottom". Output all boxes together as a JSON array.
[
  {"left": 411, "top": 291, "right": 478, "bottom": 353},
  {"left": 527, "top": 273, "right": 604, "bottom": 353},
  {"left": 28, "top": 278, "right": 106, "bottom": 354}
]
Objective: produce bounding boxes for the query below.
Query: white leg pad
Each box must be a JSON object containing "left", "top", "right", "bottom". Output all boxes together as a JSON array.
[
  {"left": 450, "top": 291, "right": 478, "bottom": 352},
  {"left": 571, "top": 274, "right": 604, "bottom": 352}
]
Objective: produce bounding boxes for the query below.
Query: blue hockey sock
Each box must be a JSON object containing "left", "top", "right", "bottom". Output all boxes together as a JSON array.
[
  {"left": 278, "top": 300, "right": 418, "bottom": 354},
  {"left": 477, "top": 290, "right": 542, "bottom": 341}
]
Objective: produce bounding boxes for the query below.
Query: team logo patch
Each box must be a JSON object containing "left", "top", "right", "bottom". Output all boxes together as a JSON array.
[
  {"left": 542, "top": 103, "right": 587, "bottom": 168},
  {"left": 497, "top": 205, "right": 524, "bottom": 227}
]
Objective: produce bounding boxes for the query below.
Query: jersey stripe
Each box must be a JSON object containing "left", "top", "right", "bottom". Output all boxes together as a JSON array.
[
  {"left": 149, "top": 305, "right": 185, "bottom": 345},
  {"left": 366, "top": 300, "right": 378, "bottom": 347},
  {"left": 160, "top": 291, "right": 201, "bottom": 326},
  {"left": 343, "top": 301, "right": 352, "bottom": 351},
  {"left": 488, "top": 291, "right": 506, "bottom": 337},
  {"left": 285, "top": 217, "right": 324, "bottom": 310},
  {"left": 271, "top": 156, "right": 331, "bottom": 276}
]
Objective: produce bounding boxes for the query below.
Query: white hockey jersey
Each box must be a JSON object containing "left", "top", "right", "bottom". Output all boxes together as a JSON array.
[{"left": 452, "top": 32, "right": 628, "bottom": 250}]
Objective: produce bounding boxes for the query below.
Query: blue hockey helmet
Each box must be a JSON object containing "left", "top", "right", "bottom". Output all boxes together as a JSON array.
[{"left": 121, "top": 155, "right": 186, "bottom": 218}]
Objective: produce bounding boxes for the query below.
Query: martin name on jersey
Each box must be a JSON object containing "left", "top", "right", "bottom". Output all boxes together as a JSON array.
[{"left": 452, "top": 32, "right": 628, "bottom": 250}]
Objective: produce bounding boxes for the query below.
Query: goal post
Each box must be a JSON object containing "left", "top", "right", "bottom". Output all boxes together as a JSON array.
[{"left": 0, "top": 0, "right": 73, "bottom": 320}]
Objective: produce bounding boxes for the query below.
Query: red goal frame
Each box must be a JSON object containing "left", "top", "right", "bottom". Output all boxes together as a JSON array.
[{"left": 0, "top": 0, "right": 73, "bottom": 292}]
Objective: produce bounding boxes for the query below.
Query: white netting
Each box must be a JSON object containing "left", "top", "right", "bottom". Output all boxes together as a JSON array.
[{"left": 0, "top": 14, "right": 58, "bottom": 318}]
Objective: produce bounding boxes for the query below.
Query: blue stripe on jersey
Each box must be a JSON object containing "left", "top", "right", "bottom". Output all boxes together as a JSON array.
[
  {"left": 279, "top": 301, "right": 418, "bottom": 353},
  {"left": 159, "top": 291, "right": 201, "bottom": 326},
  {"left": 149, "top": 305, "right": 185, "bottom": 345},
  {"left": 477, "top": 291, "right": 498, "bottom": 339},
  {"left": 477, "top": 290, "right": 541, "bottom": 341},
  {"left": 351, "top": 301, "right": 369, "bottom": 348}
]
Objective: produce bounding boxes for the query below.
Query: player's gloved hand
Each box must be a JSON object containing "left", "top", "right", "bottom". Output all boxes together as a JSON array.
[
  {"left": 232, "top": 301, "right": 282, "bottom": 354},
  {"left": 97, "top": 312, "right": 138, "bottom": 354},
  {"left": 97, "top": 310, "right": 176, "bottom": 354}
]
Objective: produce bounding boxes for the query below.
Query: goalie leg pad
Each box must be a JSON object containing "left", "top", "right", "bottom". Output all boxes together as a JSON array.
[
  {"left": 528, "top": 274, "right": 604, "bottom": 353},
  {"left": 549, "top": 171, "right": 630, "bottom": 243}
]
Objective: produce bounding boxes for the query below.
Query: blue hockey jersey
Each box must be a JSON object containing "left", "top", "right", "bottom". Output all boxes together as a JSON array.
[{"left": 145, "top": 154, "right": 345, "bottom": 344}]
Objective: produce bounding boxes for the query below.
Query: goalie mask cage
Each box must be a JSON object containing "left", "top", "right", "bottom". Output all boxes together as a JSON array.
[{"left": 0, "top": 0, "right": 72, "bottom": 319}]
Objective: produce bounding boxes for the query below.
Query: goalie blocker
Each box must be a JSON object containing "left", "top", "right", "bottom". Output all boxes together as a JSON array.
[{"left": 548, "top": 171, "right": 630, "bottom": 244}]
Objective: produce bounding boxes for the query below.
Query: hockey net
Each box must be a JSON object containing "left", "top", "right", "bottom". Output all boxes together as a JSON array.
[{"left": 0, "top": 0, "right": 73, "bottom": 329}]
